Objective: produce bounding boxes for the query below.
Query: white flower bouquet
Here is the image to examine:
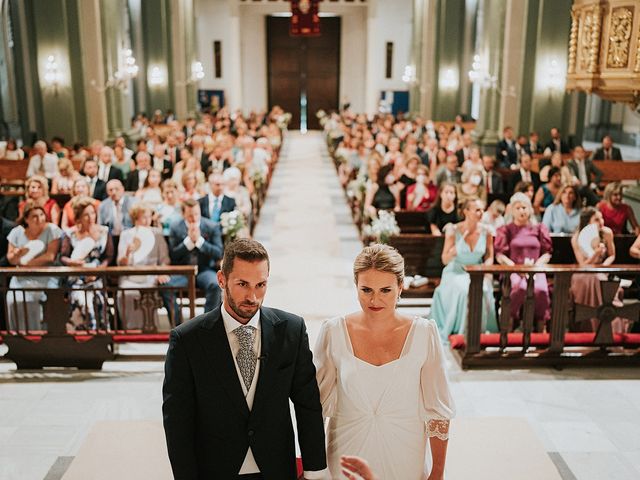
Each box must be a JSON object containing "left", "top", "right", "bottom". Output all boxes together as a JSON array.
[
  {"left": 276, "top": 112, "right": 292, "bottom": 130},
  {"left": 362, "top": 210, "right": 400, "bottom": 244},
  {"left": 220, "top": 210, "right": 246, "bottom": 241}
]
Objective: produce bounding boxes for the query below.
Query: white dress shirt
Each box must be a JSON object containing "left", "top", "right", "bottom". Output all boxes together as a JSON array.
[
  {"left": 98, "top": 162, "right": 111, "bottom": 182},
  {"left": 221, "top": 306, "right": 327, "bottom": 479},
  {"left": 519, "top": 168, "right": 532, "bottom": 183},
  {"left": 138, "top": 169, "right": 149, "bottom": 190}
]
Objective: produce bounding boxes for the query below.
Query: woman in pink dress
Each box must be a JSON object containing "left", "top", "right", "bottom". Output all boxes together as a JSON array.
[{"left": 495, "top": 192, "right": 553, "bottom": 331}]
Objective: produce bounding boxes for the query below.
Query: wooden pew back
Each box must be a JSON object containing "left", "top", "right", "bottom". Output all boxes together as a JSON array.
[
  {"left": 594, "top": 160, "right": 640, "bottom": 183},
  {"left": 395, "top": 211, "right": 428, "bottom": 233},
  {"left": 0, "top": 159, "right": 29, "bottom": 184},
  {"left": 388, "top": 234, "right": 445, "bottom": 277}
]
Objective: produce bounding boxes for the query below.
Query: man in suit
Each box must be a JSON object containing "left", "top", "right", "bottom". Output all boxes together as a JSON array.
[
  {"left": 592, "top": 135, "right": 623, "bottom": 161},
  {"left": 508, "top": 154, "right": 541, "bottom": 193},
  {"left": 544, "top": 127, "right": 571, "bottom": 154},
  {"left": 82, "top": 158, "right": 107, "bottom": 201},
  {"left": 125, "top": 151, "right": 153, "bottom": 192},
  {"left": 151, "top": 144, "right": 174, "bottom": 180},
  {"left": 97, "top": 146, "right": 124, "bottom": 183},
  {"left": 495, "top": 126, "right": 518, "bottom": 168},
  {"left": 162, "top": 238, "right": 327, "bottom": 479},
  {"left": 164, "top": 199, "right": 223, "bottom": 323},
  {"left": 199, "top": 173, "right": 237, "bottom": 222},
  {"left": 435, "top": 154, "right": 462, "bottom": 186},
  {"left": 166, "top": 134, "right": 181, "bottom": 166},
  {"left": 567, "top": 145, "right": 602, "bottom": 206},
  {"left": 455, "top": 133, "right": 474, "bottom": 166},
  {"left": 482, "top": 155, "right": 504, "bottom": 195},
  {"left": 99, "top": 180, "right": 136, "bottom": 235},
  {"left": 525, "top": 131, "right": 543, "bottom": 155}
]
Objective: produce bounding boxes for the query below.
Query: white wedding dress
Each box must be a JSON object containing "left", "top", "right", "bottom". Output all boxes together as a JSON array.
[{"left": 314, "top": 316, "right": 455, "bottom": 480}]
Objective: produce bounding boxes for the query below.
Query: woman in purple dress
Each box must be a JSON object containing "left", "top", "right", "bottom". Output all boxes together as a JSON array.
[{"left": 495, "top": 192, "right": 553, "bottom": 331}]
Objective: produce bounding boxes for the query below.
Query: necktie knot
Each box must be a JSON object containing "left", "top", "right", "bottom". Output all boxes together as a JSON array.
[{"left": 234, "top": 325, "right": 256, "bottom": 348}]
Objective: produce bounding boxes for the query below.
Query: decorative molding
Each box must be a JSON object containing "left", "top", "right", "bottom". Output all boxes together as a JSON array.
[
  {"left": 636, "top": 18, "right": 640, "bottom": 72},
  {"left": 588, "top": 5, "right": 602, "bottom": 73},
  {"left": 568, "top": 9, "right": 579, "bottom": 74},
  {"left": 606, "top": 7, "right": 633, "bottom": 68}
]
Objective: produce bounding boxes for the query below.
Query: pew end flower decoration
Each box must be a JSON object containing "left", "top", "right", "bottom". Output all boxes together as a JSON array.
[
  {"left": 276, "top": 112, "right": 292, "bottom": 130},
  {"left": 362, "top": 210, "right": 400, "bottom": 244},
  {"left": 220, "top": 210, "right": 246, "bottom": 241}
]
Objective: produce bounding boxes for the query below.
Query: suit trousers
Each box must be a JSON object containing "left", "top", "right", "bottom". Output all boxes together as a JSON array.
[{"left": 161, "top": 271, "right": 221, "bottom": 325}]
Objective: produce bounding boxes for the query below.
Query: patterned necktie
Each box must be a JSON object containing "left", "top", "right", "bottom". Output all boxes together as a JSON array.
[{"left": 233, "top": 325, "right": 257, "bottom": 391}]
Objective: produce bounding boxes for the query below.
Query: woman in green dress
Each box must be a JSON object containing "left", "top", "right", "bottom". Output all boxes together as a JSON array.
[{"left": 431, "top": 197, "right": 498, "bottom": 342}]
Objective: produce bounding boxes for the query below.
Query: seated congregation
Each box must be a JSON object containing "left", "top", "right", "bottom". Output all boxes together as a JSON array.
[
  {"left": 0, "top": 107, "right": 285, "bottom": 334},
  {"left": 326, "top": 110, "right": 640, "bottom": 364}
]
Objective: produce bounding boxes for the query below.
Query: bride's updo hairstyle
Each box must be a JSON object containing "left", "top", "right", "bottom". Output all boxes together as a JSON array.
[{"left": 353, "top": 243, "right": 405, "bottom": 286}]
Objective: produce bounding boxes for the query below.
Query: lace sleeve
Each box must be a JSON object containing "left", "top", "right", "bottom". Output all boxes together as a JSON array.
[{"left": 427, "top": 419, "right": 450, "bottom": 440}]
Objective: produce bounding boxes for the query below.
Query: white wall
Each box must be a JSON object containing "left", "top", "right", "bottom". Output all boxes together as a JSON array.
[
  {"left": 195, "top": 0, "right": 411, "bottom": 115},
  {"left": 365, "top": 0, "right": 413, "bottom": 113}
]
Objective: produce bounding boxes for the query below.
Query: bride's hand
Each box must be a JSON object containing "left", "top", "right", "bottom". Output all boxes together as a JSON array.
[{"left": 340, "top": 455, "right": 378, "bottom": 480}]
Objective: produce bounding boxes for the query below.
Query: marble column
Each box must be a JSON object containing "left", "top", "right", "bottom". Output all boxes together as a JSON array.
[{"left": 410, "top": 0, "right": 438, "bottom": 119}]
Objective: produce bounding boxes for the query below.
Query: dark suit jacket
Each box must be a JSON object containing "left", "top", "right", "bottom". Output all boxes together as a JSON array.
[
  {"left": 168, "top": 217, "right": 223, "bottom": 272},
  {"left": 0, "top": 217, "right": 16, "bottom": 266},
  {"left": 90, "top": 178, "right": 107, "bottom": 201},
  {"left": 125, "top": 169, "right": 152, "bottom": 192},
  {"left": 98, "top": 163, "right": 124, "bottom": 183},
  {"left": 496, "top": 139, "right": 518, "bottom": 167},
  {"left": 592, "top": 147, "right": 622, "bottom": 161},
  {"left": 198, "top": 195, "right": 236, "bottom": 220},
  {"left": 544, "top": 139, "right": 570, "bottom": 154},
  {"left": 567, "top": 159, "right": 603, "bottom": 185},
  {"left": 524, "top": 142, "right": 543, "bottom": 155},
  {"left": 509, "top": 170, "right": 540, "bottom": 193},
  {"left": 162, "top": 306, "right": 327, "bottom": 479},
  {"left": 485, "top": 170, "right": 505, "bottom": 195},
  {"left": 152, "top": 157, "right": 174, "bottom": 180}
]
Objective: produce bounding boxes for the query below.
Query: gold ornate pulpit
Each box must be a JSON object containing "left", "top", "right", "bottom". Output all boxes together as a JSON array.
[{"left": 566, "top": 0, "right": 640, "bottom": 109}]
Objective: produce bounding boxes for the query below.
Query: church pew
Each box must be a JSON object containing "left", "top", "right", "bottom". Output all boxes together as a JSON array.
[
  {"left": 387, "top": 234, "right": 445, "bottom": 298},
  {"left": 594, "top": 159, "right": 640, "bottom": 183},
  {"left": 394, "top": 210, "right": 429, "bottom": 233},
  {"left": 0, "top": 159, "right": 29, "bottom": 186},
  {"left": 457, "top": 263, "right": 640, "bottom": 368}
]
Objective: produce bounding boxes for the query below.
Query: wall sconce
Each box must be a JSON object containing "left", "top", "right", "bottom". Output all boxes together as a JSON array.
[
  {"left": 90, "top": 48, "right": 139, "bottom": 94},
  {"left": 148, "top": 65, "right": 166, "bottom": 87},
  {"left": 546, "top": 59, "right": 565, "bottom": 92},
  {"left": 468, "top": 53, "right": 516, "bottom": 97},
  {"left": 177, "top": 60, "right": 205, "bottom": 86},
  {"left": 43, "top": 55, "right": 62, "bottom": 94},
  {"left": 402, "top": 64, "right": 417, "bottom": 85},
  {"left": 439, "top": 67, "right": 459, "bottom": 90}
]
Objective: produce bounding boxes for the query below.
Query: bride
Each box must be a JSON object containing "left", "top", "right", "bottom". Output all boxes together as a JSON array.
[{"left": 314, "top": 244, "right": 455, "bottom": 479}]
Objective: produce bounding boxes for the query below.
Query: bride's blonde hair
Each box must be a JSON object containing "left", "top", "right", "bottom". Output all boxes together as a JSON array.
[{"left": 353, "top": 244, "right": 405, "bottom": 285}]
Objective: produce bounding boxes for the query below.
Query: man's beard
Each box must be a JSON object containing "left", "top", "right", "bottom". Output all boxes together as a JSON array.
[{"left": 225, "top": 286, "right": 261, "bottom": 320}]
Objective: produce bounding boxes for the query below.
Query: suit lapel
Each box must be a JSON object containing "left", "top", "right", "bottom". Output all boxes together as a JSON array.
[
  {"left": 251, "top": 308, "right": 284, "bottom": 420},
  {"left": 197, "top": 308, "right": 250, "bottom": 418}
]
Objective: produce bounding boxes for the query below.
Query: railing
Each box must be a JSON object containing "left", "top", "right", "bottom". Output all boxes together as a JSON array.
[
  {"left": 458, "top": 264, "right": 640, "bottom": 368},
  {"left": 0, "top": 265, "right": 197, "bottom": 369}
]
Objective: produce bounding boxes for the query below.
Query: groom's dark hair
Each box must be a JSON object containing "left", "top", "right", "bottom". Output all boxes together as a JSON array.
[{"left": 221, "top": 238, "right": 270, "bottom": 276}]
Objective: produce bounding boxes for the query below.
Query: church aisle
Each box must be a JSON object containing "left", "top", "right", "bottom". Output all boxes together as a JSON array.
[{"left": 253, "top": 131, "right": 361, "bottom": 328}]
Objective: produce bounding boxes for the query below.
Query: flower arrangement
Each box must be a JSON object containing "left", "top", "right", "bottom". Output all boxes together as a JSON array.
[
  {"left": 276, "top": 112, "right": 292, "bottom": 130},
  {"left": 362, "top": 210, "right": 400, "bottom": 244},
  {"left": 346, "top": 170, "right": 367, "bottom": 204},
  {"left": 220, "top": 210, "right": 246, "bottom": 241},
  {"left": 249, "top": 161, "right": 268, "bottom": 189}
]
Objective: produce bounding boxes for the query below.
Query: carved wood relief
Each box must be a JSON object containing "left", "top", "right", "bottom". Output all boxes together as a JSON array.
[{"left": 606, "top": 7, "right": 633, "bottom": 68}]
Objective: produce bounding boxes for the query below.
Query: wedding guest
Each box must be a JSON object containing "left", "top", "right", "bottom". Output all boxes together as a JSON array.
[
  {"left": 135, "top": 168, "right": 163, "bottom": 207},
  {"left": 406, "top": 165, "right": 437, "bottom": 212},
  {"left": 539, "top": 151, "right": 572, "bottom": 184},
  {"left": 99, "top": 179, "right": 136, "bottom": 236},
  {"left": 542, "top": 185, "right": 581, "bottom": 234},
  {"left": 223, "top": 166, "right": 252, "bottom": 220},
  {"left": 508, "top": 154, "right": 540, "bottom": 193},
  {"left": 18, "top": 175, "right": 60, "bottom": 225},
  {"left": 396, "top": 154, "right": 419, "bottom": 208},
  {"left": 481, "top": 155, "right": 504, "bottom": 196},
  {"left": 97, "top": 146, "right": 124, "bottom": 183},
  {"left": 6, "top": 201, "right": 62, "bottom": 330},
  {"left": 60, "top": 196, "right": 114, "bottom": 330},
  {"left": 125, "top": 151, "right": 153, "bottom": 192},
  {"left": 426, "top": 182, "right": 459, "bottom": 235},
  {"left": 117, "top": 203, "right": 170, "bottom": 329},
  {"left": 495, "top": 192, "right": 553, "bottom": 330},
  {"left": 432, "top": 198, "right": 498, "bottom": 340},
  {"left": 26, "top": 140, "right": 59, "bottom": 180},
  {"left": 597, "top": 182, "right": 640, "bottom": 235},
  {"left": 496, "top": 126, "right": 518, "bottom": 168},
  {"left": 151, "top": 144, "right": 173, "bottom": 180},
  {"left": 567, "top": 145, "right": 602, "bottom": 206},
  {"left": 83, "top": 157, "right": 108, "bottom": 200},
  {"left": 156, "top": 179, "right": 182, "bottom": 236},
  {"left": 525, "top": 131, "right": 543, "bottom": 155},
  {"left": 2, "top": 138, "right": 24, "bottom": 160},
  {"left": 314, "top": 244, "right": 455, "bottom": 480},
  {"left": 113, "top": 145, "right": 134, "bottom": 177},
  {"left": 591, "top": 135, "right": 622, "bottom": 161},
  {"left": 570, "top": 207, "right": 627, "bottom": 333},
  {"left": 61, "top": 178, "right": 101, "bottom": 231},
  {"left": 504, "top": 181, "right": 536, "bottom": 224},
  {"left": 51, "top": 137, "right": 69, "bottom": 159},
  {"left": 544, "top": 127, "right": 570, "bottom": 154},
  {"left": 179, "top": 170, "right": 203, "bottom": 202},
  {"left": 457, "top": 165, "right": 487, "bottom": 205},
  {"left": 51, "top": 157, "right": 80, "bottom": 195},
  {"left": 434, "top": 154, "right": 461, "bottom": 186},
  {"left": 481, "top": 199, "right": 506, "bottom": 235},
  {"left": 533, "top": 166, "right": 562, "bottom": 215},
  {"left": 198, "top": 173, "right": 236, "bottom": 222},
  {"left": 165, "top": 199, "right": 223, "bottom": 322},
  {"left": 363, "top": 164, "right": 400, "bottom": 218}
]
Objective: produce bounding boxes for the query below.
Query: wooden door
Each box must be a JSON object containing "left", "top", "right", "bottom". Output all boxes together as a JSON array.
[{"left": 267, "top": 16, "right": 340, "bottom": 130}]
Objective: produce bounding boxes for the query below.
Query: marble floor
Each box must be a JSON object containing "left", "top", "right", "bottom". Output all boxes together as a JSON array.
[{"left": 1, "top": 131, "right": 640, "bottom": 479}]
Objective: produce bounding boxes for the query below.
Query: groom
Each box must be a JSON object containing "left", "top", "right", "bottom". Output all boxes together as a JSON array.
[{"left": 162, "top": 238, "right": 327, "bottom": 479}]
